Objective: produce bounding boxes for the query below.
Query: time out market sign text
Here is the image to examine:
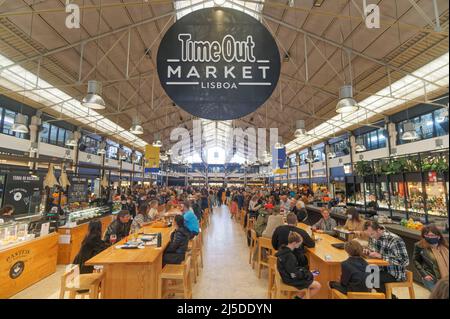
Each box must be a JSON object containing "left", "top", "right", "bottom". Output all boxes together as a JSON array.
[{"left": 157, "top": 8, "right": 280, "bottom": 120}]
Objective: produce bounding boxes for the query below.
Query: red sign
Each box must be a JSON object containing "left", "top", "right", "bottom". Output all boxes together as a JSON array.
[{"left": 428, "top": 171, "right": 437, "bottom": 182}]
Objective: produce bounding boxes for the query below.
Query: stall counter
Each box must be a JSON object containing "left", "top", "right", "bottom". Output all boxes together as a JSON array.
[{"left": 0, "top": 232, "right": 58, "bottom": 298}]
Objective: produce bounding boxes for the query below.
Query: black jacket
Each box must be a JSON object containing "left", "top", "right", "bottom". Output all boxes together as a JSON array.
[
  {"left": 272, "top": 225, "right": 315, "bottom": 268},
  {"left": 73, "top": 237, "right": 108, "bottom": 274},
  {"left": 165, "top": 226, "right": 190, "bottom": 255},
  {"left": 276, "top": 246, "right": 314, "bottom": 290},
  {"left": 192, "top": 202, "right": 202, "bottom": 221},
  {"left": 291, "top": 206, "right": 308, "bottom": 223},
  {"left": 340, "top": 256, "right": 370, "bottom": 293},
  {"left": 103, "top": 219, "right": 132, "bottom": 243}
]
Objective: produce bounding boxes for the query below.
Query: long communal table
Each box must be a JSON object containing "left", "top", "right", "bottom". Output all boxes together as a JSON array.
[{"left": 85, "top": 226, "right": 173, "bottom": 299}]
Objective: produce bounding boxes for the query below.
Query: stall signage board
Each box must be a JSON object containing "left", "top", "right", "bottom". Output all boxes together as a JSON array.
[
  {"left": 3, "top": 174, "right": 41, "bottom": 216},
  {"left": 68, "top": 177, "right": 88, "bottom": 203},
  {"left": 157, "top": 8, "right": 280, "bottom": 120}
]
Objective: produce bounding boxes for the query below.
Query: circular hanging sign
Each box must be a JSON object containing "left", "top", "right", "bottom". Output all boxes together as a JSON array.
[{"left": 157, "top": 8, "right": 281, "bottom": 120}]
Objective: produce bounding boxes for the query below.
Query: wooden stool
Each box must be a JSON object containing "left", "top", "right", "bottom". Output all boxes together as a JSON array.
[
  {"left": 187, "top": 236, "right": 201, "bottom": 281},
  {"left": 159, "top": 256, "right": 192, "bottom": 299},
  {"left": 331, "top": 289, "right": 385, "bottom": 299},
  {"left": 240, "top": 210, "right": 246, "bottom": 228},
  {"left": 248, "top": 229, "right": 258, "bottom": 269},
  {"left": 247, "top": 217, "right": 255, "bottom": 232},
  {"left": 59, "top": 265, "right": 104, "bottom": 299},
  {"left": 385, "top": 270, "right": 415, "bottom": 299},
  {"left": 257, "top": 237, "right": 274, "bottom": 278},
  {"left": 195, "top": 233, "right": 204, "bottom": 269},
  {"left": 275, "top": 271, "right": 310, "bottom": 299},
  {"left": 268, "top": 255, "right": 277, "bottom": 299}
]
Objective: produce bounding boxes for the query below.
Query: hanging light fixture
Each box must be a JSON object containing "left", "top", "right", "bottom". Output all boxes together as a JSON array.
[
  {"left": 274, "top": 136, "right": 284, "bottom": 149},
  {"left": 336, "top": 85, "right": 359, "bottom": 113},
  {"left": 294, "top": 119, "right": 306, "bottom": 138},
  {"left": 81, "top": 80, "right": 106, "bottom": 109},
  {"left": 401, "top": 121, "right": 419, "bottom": 141},
  {"left": 152, "top": 133, "right": 162, "bottom": 148},
  {"left": 130, "top": 117, "right": 144, "bottom": 135},
  {"left": 12, "top": 113, "right": 29, "bottom": 133},
  {"left": 355, "top": 136, "right": 366, "bottom": 152},
  {"left": 97, "top": 141, "right": 106, "bottom": 155}
]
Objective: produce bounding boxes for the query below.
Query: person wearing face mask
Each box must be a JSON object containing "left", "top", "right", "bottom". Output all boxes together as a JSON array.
[
  {"left": 413, "top": 224, "right": 449, "bottom": 291},
  {"left": 275, "top": 231, "right": 321, "bottom": 299},
  {"left": 362, "top": 221, "right": 409, "bottom": 297}
]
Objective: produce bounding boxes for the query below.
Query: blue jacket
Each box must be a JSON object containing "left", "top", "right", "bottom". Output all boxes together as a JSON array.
[{"left": 184, "top": 209, "right": 199, "bottom": 234}]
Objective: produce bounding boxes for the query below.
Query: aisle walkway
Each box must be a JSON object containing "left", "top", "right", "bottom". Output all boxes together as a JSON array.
[{"left": 192, "top": 205, "right": 267, "bottom": 299}]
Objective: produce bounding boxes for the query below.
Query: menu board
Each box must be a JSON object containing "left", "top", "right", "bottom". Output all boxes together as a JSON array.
[
  {"left": 68, "top": 177, "right": 88, "bottom": 203},
  {"left": 3, "top": 174, "right": 42, "bottom": 216}
]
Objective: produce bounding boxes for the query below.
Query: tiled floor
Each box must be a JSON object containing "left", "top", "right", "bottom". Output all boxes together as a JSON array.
[{"left": 10, "top": 205, "right": 430, "bottom": 299}]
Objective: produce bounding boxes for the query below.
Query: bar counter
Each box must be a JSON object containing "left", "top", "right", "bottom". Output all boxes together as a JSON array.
[
  {"left": 0, "top": 232, "right": 58, "bottom": 298},
  {"left": 297, "top": 223, "right": 388, "bottom": 299},
  {"left": 85, "top": 226, "right": 172, "bottom": 299}
]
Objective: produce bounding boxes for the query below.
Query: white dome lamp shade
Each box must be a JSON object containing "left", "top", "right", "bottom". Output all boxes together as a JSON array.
[
  {"left": 274, "top": 136, "right": 284, "bottom": 149},
  {"left": 81, "top": 80, "right": 106, "bottom": 110},
  {"left": 355, "top": 136, "right": 366, "bottom": 152},
  {"left": 294, "top": 119, "right": 306, "bottom": 138},
  {"left": 152, "top": 133, "right": 163, "bottom": 148},
  {"left": 12, "top": 113, "right": 29, "bottom": 133},
  {"left": 401, "top": 121, "right": 419, "bottom": 141},
  {"left": 130, "top": 117, "right": 144, "bottom": 135},
  {"left": 336, "top": 85, "right": 359, "bottom": 114}
]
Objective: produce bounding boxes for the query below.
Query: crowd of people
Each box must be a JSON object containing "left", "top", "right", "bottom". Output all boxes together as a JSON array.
[{"left": 71, "top": 184, "right": 448, "bottom": 299}]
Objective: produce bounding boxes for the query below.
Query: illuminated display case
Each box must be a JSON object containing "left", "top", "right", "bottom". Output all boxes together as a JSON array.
[
  {"left": 63, "top": 206, "right": 110, "bottom": 226},
  {"left": 0, "top": 221, "right": 34, "bottom": 249}
]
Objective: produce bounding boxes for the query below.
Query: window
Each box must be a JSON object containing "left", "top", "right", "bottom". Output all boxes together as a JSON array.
[
  {"left": 299, "top": 152, "right": 308, "bottom": 165},
  {"left": 313, "top": 148, "right": 325, "bottom": 162},
  {"left": 330, "top": 139, "right": 350, "bottom": 157},
  {"left": 40, "top": 122, "right": 50, "bottom": 143},
  {"left": 81, "top": 135, "right": 100, "bottom": 155},
  {"left": 357, "top": 127, "right": 386, "bottom": 151},
  {"left": 39, "top": 123, "right": 72, "bottom": 147},
  {"left": 396, "top": 109, "right": 449, "bottom": 144},
  {"left": 106, "top": 141, "right": 119, "bottom": 160},
  {"left": 0, "top": 108, "right": 28, "bottom": 139}
]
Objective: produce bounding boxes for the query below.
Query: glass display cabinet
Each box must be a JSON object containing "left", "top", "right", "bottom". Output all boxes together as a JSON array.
[
  {"left": 63, "top": 206, "right": 110, "bottom": 226},
  {"left": 0, "top": 220, "right": 34, "bottom": 249}
]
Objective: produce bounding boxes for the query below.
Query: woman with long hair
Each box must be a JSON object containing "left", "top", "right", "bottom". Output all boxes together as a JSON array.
[
  {"left": 73, "top": 219, "right": 108, "bottom": 274},
  {"left": 413, "top": 224, "right": 449, "bottom": 291}
]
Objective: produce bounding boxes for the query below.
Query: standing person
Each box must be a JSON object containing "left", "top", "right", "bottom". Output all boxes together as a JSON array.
[
  {"left": 225, "top": 188, "right": 231, "bottom": 206},
  {"left": 181, "top": 201, "right": 199, "bottom": 239},
  {"left": 162, "top": 215, "right": 190, "bottom": 266},
  {"left": 413, "top": 224, "right": 449, "bottom": 291},
  {"left": 73, "top": 219, "right": 108, "bottom": 274},
  {"left": 248, "top": 195, "right": 263, "bottom": 220},
  {"left": 104, "top": 210, "right": 132, "bottom": 243},
  {"left": 328, "top": 240, "right": 370, "bottom": 294},
  {"left": 230, "top": 196, "right": 239, "bottom": 219},
  {"left": 363, "top": 221, "right": 409, "bottom": 297},
  {"left": 275, "top": 232, "right": 321, "bottom": 299},
  {"left": 208, "top": 190, "right": 215, "bottom": 212},
  {"left": 312, "top": 208, "right": 337, "bottom": 236}
]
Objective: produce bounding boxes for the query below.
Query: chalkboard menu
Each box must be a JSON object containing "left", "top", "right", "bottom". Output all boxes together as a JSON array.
[
  {"left": 68, "top": 177, "right": 88, "bottom": 203},
  {"left": 3, "top": 174, "right": 42, "bottom": 216}
]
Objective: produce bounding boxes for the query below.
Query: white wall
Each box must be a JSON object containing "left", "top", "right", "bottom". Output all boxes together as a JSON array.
[
  {"left": 39, "top": 142, "right": 73, "bottom": 158},
  {"left": 395, "top": 136, "right": 449, "bottom": 155},
  {"left": 355, "top": 147, "right": 389, "bottom": 161},
  {"left": 328, "top": 155, "right": 351, "bottom": 167},
  {"left": 0, "top": 134, "right": 30, "bottom": 152},
  {"left": 78, "top": 151, "right": 102, "bottom": 164}
]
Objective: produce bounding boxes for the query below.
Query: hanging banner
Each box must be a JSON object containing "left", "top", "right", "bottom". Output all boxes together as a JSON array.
[
  {"left": 145, "top": 145, "right": 160, "bottom": 173},
  {"left": 68, "top": 177, "right": 88, "bottom": 203},
  {"left": 157, "top": 7, "right": 281, "bottom": 120},
  {"left": 272, "top": 146, "right": 287, "bottom": 174}
]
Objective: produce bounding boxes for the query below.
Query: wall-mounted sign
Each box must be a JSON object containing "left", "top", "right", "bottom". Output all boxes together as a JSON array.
[
  {"left": 3, "top": 174, "right": 41, "bottom": 216},
  {"left": 157, "top": 8, "right": 280, "bottom": 120}
]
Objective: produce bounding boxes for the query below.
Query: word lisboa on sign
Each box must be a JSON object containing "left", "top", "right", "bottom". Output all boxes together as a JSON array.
[{"left": 157, "top": 8, "right": 281, "bottom": 120}]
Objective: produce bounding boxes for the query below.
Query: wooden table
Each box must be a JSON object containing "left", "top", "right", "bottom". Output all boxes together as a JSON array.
[
  {"left": 57, "top": 215, "right": 114, "bottom": 264},
  {"left": 0, "top": 232, "right": 58, "bottom": 298},
  {"left": 85, "top": 226, "right": 172, "bottom": 299},
  {"left": 297, "top": 223, "right": 388, "bottom": 299}
]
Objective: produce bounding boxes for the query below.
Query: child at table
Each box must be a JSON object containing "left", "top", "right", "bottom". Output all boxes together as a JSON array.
[{"left": 329, "top": 240, "right": 371, "bottom": 294}]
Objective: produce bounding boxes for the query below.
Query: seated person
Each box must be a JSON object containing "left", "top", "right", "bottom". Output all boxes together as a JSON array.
[
  {"left": 312, "top": 208, "right": 337, "bottom": 236},
  {"left": 104, "top": 210, "right": 132, "bottom": 243},
  {"left": 291, "top": 200, "right": 308, "bottom": 223},
  {"left": 262, "top": 207, "right": 284, "bottom": 239},
  {"left": 131, "top": 203, "right": 150, "bottom": 230},
  {"left": 272, "top": 213, "right": 315, "bottom": 268},
  {"left": 147, "top": 200, "right": 159, "bottom": 221},
  {"left": 329, "top": 240, "right": 370, "bottom": 294},
  {"left": 254, "top": 203, "right": 273, "bottom": 237},
  {"left": 162, "top": 215, "right": 190, "bottom": 266},
  {"left": 0, "top": 205, "right": 14, "bottom": 223},
  {"left": 181, "top": 201, "right": 199, "bottom": 238},
  {"left": 343, "top": 207, "right": 367, "bottom": 240},
  {"left": 363, "top": 221, "right": 409, "bottom": 296},
  {"left": 73, "top": 220, "right": 108, "bottom": 273},
  {"left": 276, "top": 232, "right": 321, "bottom": 299},
  {"left": 413, "top": 224, "right": 449, "bottom": 292}
]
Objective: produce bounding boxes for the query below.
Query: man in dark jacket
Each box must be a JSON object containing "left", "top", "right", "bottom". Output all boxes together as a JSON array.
[
  {"left": 272, "top": 213, "right": 315, "bottom": 268},
  {"left": 103, "top": 210, "right": 132, "bottom": 243},
  {"left": 163, "top": 215, "right": 190, "bottom": 266}
]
